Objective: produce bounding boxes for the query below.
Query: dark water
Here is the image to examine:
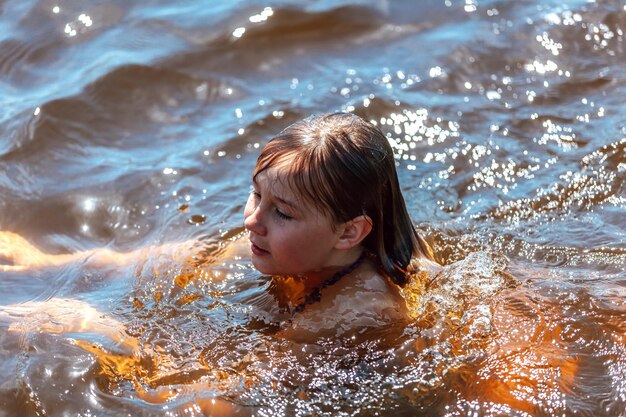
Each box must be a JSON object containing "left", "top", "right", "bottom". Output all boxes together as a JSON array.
[{"left": 1, "top": 0, "right": 625, "bottom": 416}]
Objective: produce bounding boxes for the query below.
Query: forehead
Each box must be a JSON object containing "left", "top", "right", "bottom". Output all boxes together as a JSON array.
[
  {"left": 254, "top": 165, "right": 296, "bottom": 195},
  {"left": 254, "top": 165, "right": 333, "bottom": 219},
  {"left": 253, "top": 151, "right": 337, "bottom": 218}
]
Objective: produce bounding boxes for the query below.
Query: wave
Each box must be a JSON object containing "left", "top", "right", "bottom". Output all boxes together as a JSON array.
[
  {"left": 162, "top": 5, "right": 389, "bottom": 75},
  {"left": 0, "top": 37, "right": 59, "bottom": 84},
  {"left": 2, "top": 64, "right": 241, "bottom": 160}
]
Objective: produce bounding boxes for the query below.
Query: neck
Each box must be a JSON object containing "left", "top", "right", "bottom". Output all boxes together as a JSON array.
[
  {"left": 292, "top": 249, "right": 367, "bottom": 314},
  {"left": 300, "top": 248, "right": 364, "bottom": 290}
]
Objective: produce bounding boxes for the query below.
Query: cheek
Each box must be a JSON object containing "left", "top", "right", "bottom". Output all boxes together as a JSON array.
[
  {"left": 270, "top": 241, "right": 309, "bottom": 271},
  {"left": 273, "top": 225, "right": 332, "bottom": 260},
  {"left": 269, "top": 228, "right": 303, "bottom": 255}
]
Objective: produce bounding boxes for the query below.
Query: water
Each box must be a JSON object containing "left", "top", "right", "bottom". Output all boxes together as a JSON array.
[{"left": 0, "top": 0, "right": 625, "bottom": 415}]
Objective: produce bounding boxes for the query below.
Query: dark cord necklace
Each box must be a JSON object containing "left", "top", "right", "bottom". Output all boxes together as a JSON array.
[{"left": 293, "top": 252, "right": 366, "bottom": 314}]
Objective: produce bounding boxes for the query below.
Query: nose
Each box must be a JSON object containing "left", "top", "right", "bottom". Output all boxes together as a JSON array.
[{"left": 244, "top": 204, "right": 267, "bottom": 237}]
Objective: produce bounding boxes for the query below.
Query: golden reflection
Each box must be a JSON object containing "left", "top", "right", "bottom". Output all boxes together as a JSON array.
[
  {"left": 133, "top": 297, "right": 145, "bottom": 309},
  {"left": 271, "top": 275, "right": 306, "bottom": 307},
  {"left": 176, "top": 292, "right": 203, "bottom": 305},
  {"left": 74, "top": 340, "right": 147, "bottom": 390},
  {"left": 175, "top": 272, "right": 194, "bottom": 288},
  {"left": 471, "top": 290, "right": 581, "bottom": 415}
]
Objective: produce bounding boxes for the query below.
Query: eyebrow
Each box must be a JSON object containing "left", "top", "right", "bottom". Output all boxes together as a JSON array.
[
  {"left": 275, "top": 195, "right": 299, "bottom": 210},
  {"left": 252, "top": 178, "right": 301, "bottom": 211}
]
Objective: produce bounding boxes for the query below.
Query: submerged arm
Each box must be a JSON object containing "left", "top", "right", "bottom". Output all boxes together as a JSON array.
[
  {"left": 0, "top": 231, "right": 141, "bottom": 271},
  {"left": 0, "top": 230, "right": 250, "bottom": 272},
  {"left": 0, "top": 298, "right": 138, "bottom": 353}
]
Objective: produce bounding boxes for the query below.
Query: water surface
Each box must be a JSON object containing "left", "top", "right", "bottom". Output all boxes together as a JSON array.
[{"left": 0, "top": 0, "right": 624, "bottom": 416}]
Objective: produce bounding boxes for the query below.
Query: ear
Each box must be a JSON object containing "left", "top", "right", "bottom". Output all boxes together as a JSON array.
[{"left": 334, "top": 215, "right": 373, "bottom": 250}]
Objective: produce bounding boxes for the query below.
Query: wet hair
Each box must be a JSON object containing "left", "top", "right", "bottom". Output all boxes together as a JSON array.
[{"left": 253, "top": 112, "right": 435, "bottom": 286}]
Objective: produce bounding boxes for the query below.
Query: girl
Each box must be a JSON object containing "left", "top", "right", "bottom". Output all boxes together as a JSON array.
[
  {"left": 242, "top": 112, "right": 438, "bottom": 338},
  {"left": 0, "top": 112, "right": 438, "bottom": 340}
]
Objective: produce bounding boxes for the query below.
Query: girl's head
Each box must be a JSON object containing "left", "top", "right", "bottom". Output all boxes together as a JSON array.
[{"left": 245, "top": 112, "right": 433, "bottom": 286}]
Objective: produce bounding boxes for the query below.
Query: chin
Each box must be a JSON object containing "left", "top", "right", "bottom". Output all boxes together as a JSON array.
[{"left": 250, "top": 258, "right": 273, "bottom": 275}]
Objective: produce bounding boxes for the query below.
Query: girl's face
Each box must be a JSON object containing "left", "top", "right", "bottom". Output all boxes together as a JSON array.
[{"left": 243, "top": 165, "right": 343, "bottom": 276}]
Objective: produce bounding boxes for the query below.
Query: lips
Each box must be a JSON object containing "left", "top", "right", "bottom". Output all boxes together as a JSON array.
[{"left": 250, "top": 242, "right": 270, "bottom": 256}]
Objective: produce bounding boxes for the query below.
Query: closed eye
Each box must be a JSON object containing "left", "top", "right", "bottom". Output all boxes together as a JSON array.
[
  {"left": 250, "top": 190, "right": 292, "bottom": 220},
  {"left": 274, "top": 208, "right": 292, "bottom": 220}
]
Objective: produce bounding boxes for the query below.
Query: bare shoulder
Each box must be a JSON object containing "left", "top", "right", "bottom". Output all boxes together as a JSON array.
[
  {"left": 282, "top": 262, "right": 409, "bottom": 342},
  {"left": 336, "top": 263, "right": 408, "bottom": 316}
]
